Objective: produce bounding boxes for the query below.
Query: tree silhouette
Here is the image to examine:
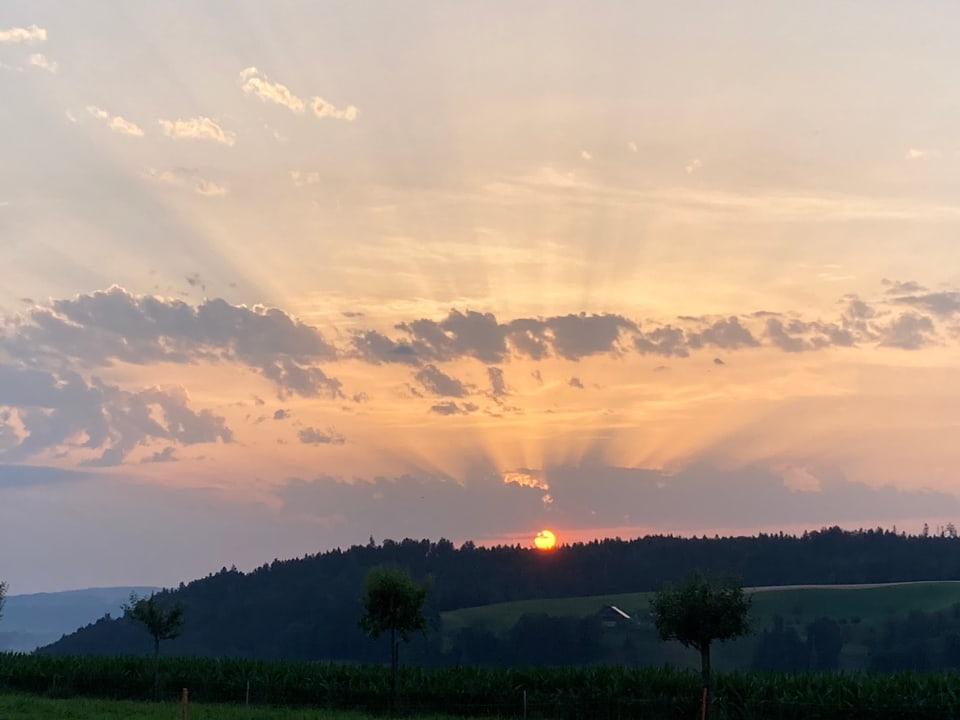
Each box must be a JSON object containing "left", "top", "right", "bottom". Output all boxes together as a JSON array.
[
  {"left": 123, "top": 592, "right": 184, "bottom": 700},
  {"left": 359, "top": 566, "right": 429, "bottom": 713},
  {"left": 650, "top": 573, "right": 750, "bottom": 719},
  {"left": 0, "top": 580, "right": 7, "bottom": 624}
]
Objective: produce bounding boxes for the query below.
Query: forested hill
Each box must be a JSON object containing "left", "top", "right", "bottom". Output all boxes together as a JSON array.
[{"left": 38, "top": 527, "right": 960, "bottom": 661}]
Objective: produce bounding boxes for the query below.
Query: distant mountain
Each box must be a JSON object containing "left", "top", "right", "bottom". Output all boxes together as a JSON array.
[
  {"left": 0, "top": 586, "right": 158, "bottom": 652},
  {"left": 35, "top": 528, "right": 960, "bottom": 663}
]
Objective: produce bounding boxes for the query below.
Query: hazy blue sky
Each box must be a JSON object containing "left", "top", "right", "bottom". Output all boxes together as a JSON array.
[{"left": 3, "top": 1, "right": 960, "bottom": 593}]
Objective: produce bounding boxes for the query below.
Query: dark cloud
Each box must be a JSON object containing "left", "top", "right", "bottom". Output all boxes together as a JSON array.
[
  {"left": 894, "top": 292, "right": 960, "bottom": 318},
  {"left": 185, "top": 273, "right": 206, "bottom": 291},
  {"left": 415, "top": 364, "right": 468, "bottom": 397},
  {"left": 0, "top": 365, "right": 232, "bottom": 466},
  {"left": 568, "top": 376, "right": 584, "bottom": 389},
  {"left": 687, "top": 316, "right": 759, "bottom": 350},
  {"left": 634, "top": 325, "right": 689, "bottom": 357},
  {"left": 273, "top": 409, "right": 290, "bottom": 420},
  {"left": 429, "top": 401, "right": 478, "bottom": 416},
  {"left": 0, "top": 464, "right": 92, "bottom": 489},
  {"left": 879, "top": 313, "right": 936, "bottom": 350},
  {"left": 487, "top": 367, "right": 507, "bottom": 398},
  {"left": 351, "top": 330, "right": 419, "bottom": 365},
  {"left": 298, "top": 427, "right": 346, "bottom": 445},
  {"left": 531, "top": 369, "right": 544, "bottom": 385},
  {"left": 713, "top": 358, "right": 725, "bottom": 365},
  {"left": 141, "top": 447, "right": 178, "bottom": 463},
  {"left": 3, "top": 287, "right": 340, "bottom": 398}
]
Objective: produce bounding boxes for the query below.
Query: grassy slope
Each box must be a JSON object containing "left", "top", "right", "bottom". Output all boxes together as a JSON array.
[
  {"left": 0, "top": 695, "right": 493, "bottom": 720},
  {"left": 441, "top": 581, "right": 960, "bottom": 671}
]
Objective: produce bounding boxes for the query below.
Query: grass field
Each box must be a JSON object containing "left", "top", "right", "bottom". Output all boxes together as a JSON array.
[
  {"left": 441, "top": 581, "right": 960, "bottom": 671},
  {"left": 0, "top": 694, "right": 497, "bottom": 720}
]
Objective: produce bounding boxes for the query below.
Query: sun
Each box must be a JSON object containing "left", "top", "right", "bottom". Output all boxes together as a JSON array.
[{"left": 534, "top": 529, "right": 557, "bottom": 550}]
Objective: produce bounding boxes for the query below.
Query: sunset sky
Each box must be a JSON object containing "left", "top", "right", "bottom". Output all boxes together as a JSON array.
[{"left": 3, "top": 1, "right": 960, "bottom": 594}]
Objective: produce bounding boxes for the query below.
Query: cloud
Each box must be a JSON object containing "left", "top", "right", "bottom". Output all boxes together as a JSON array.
[
  {"left": 429, "top": 401, "right": 478, "bottom": 416},
  {"left": 144, "top": 168, "right": 228, "bottom": 197},
  {"left": 627, "top": 141, "right": 638, "bottom": 153},
  {"left": 299, "top": 427, "right": 345, "bottom": 445},
  {"left": 0, "top": 25, "right": 46, "bottom": 43},
  {"left": 685, "top": 158, "right": 703, "bottom": 174},
  {"left": 487, "top": 367, "right": 507, "bottom": 399},
  {"left": 0, "top": 464, "right": 91, "bottom": 489},
  {"left": 290, "top": 170, "right": 320, "bottom": 187},
  {"left": 415, "top": 364, "right": 468, "bottom": 397},
  {"left": 141, "top": 447, "right": 178, "bottom": 463},
  {"left": 878, "top": 313, "right": 936, "bottom": 350},
  {"left": 893, "top": 292, "right": 960, "bottom": 318},
  {"left": 581, "top": 150, "right": 593, "bottom": 161},
  {"left": 311, "top": 96, "right": 358, "bottom": 121},
  {"left": 239, "top": 67, "right": 305, "bottom": 113},
  {"left": 0, "top": 365, "right": 232, "bottom": 466},
  {"left": 634, "top": 325, "right": 689, "bottom": 357},
  {"left": 905, "top": 148, "right": 932, "bottom": 160},
  {"left": 882, "top": 279, "right": 927, "bottom": 295},
  {"left": 3, "top": 287, "right": 340, "bottom": 399},
  {"left": 158, "top": 117, "right": 236, "bottom": 146},
  {"left": 687, "top": 316, "right": 759, "bottom": 350},
  {"left": 568, "top": 376, "right": 584, "bottom": 389},
  {"left": 86, "top": 106, "right": 144, "bottom": 137},
  {"left": 28, "top": 53, "right": 56, "bottom": 73},
  {"left": 713, "top": 357, "right": 725, "bottom": 365},
  {"left": 273, "top": 409, "right": 290, "bottom": 421}
]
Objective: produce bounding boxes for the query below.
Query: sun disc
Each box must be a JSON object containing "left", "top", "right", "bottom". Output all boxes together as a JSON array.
[{"left": 534, "top": 529, "right": 557, "bottom": 550}]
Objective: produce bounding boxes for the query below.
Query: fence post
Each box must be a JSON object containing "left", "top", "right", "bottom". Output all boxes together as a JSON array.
[{"left": 181, "top": 688, "right": 188, "bottom": 720}]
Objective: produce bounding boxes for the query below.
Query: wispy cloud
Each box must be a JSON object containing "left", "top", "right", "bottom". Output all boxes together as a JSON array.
[
  {"left": 311, "top": 96, "right": 358, "bottom": 121},
  {"left": 28, "top": 53, "right": 56, "bottom": 73},
  {"left": 144, "top": 167, "right": 228, "bottom": 197},
  {"left": 86, "top": 106, "right": 144, "bottom": 137},
  {"left": 158, "top": 117, "right": 236, "bottom": 146},
  {"left": 905, "top": 148, "right": 934, "bottom": 160},
  {"left": 685, "top": 158, "right": 703, "bottom": 174},
  {"left": 580, "top": 150, "right": 593, "bottom": 161},
  {"left": 239, "top": 67, "right": 305, "bottom": 113},
  {"left": 290, "top": 170, "right": 320, "bottom": 187},
  {"left": 0, "top": 25, "right": 46, "bottom": 44}
]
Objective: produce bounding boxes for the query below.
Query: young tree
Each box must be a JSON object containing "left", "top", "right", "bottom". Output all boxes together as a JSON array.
[
  {"left": 359, "top": 566, "right": 430, "bottom": 713},
  {"left": 123, "top": 592, "right": 185, "bottom": 700},
  {"left": 650, "top": 574, "right": 750, "bottom": 718},
  {"left": 0, "top": 580, "right": 7, "bottom": 623}
]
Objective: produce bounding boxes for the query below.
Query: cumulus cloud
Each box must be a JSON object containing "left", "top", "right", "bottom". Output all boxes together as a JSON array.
[
  {"left": 2, "top": 287, "right": 340, "bottom": 399},
  {"left": 144, "top": 167, "right": 228, "bottom": 197},
  {"left": 0, "top": 25, "right": 46, "bottom": 43},
  {"left": 415, "top": 364, "right": 468, "bottom": 397},
  {"left": 311, "top": 96, "right": 358, "bottom": 121},
  {"left": 299, "top": 426, "right": 345, "bottom": 445},
  {"left": 429, "top": 401, "right": 478, "bottom": 416},
  {"left": 239, "top": 67, "right": 305, "bottom": 113},
  {"left": 568, "top": 376, "right": 584, "bottom": 389},
  {"left": 159, "top": 117, "right": 236, "bottom": 146},
  {"left": 28, "top": 53, "right": 56, "bottom": 73},
  {"left": 86, "top": 106, "right": 144, "bottom": 137},
  {"left": 893, "top": 291, "right": 960, "bottom": 318},
  {"left": 878, "top": 313, "right": 936, "bottom": 350},
  {"left": 141, "top": 447, "right": 178, "bottom": 463},
  {"left": 0, "top": 366, "right": 231, "bottom": 466}
]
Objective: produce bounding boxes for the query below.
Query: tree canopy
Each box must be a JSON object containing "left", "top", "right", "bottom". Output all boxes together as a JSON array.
[
  {"left": 359, "top": 565, "right": 430, "bottom": 711},
  {"left": 123, "top": 592, "right": 184, "bottom": 700},
  {"left": 651, "top": 573, "right": 750, "bottom": 717}
]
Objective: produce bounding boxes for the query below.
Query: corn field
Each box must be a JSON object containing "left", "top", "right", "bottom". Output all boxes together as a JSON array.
[{"left": 2, "top": 653, "right": 960, "bottom": 719}]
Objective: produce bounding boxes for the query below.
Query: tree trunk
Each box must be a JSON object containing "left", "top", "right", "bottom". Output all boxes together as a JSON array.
[
  {"left": 700, "top": 643, "right": 711, "bottom": 720},
  {"left": 153, "top": 637, "right": 161, "bottom": 702},
  {"left": 390, "top": 627, "right": 399, "bottom": 715}
]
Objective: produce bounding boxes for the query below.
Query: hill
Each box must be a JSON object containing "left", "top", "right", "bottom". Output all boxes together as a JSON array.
[
  {"left": 0, "top": 587, "right": 158, "bottom": 653},
  {"left": 34, "top": 528, "right": 960, "bottom": 668}
]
